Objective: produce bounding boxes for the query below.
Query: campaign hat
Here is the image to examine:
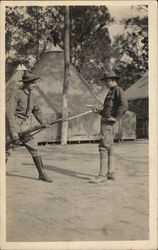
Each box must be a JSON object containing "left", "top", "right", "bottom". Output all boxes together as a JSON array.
[
  {"left": 100, "top": 71, "right": 120, "bottom": 81},
  {"left": 19, "top": 71, "right": 39, "bottom": 83}
]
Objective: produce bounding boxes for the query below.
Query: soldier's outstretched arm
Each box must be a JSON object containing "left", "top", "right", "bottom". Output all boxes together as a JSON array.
[{"left": 85, "top": 104, "right": 103, "bottom": 114}]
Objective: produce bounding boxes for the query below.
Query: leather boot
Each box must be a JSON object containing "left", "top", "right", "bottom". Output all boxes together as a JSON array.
[
  {"left": 89, "top": 149, "right": 108, "bottom": 183},
  {"left": 98, "top": 149, "right": 108, "bottom": 177},
  {"left": 107, "top": 147, "right": 115, "bottom": 180},
  {"left": 32, "top": 156, "right": 52, "bottom": 183}
]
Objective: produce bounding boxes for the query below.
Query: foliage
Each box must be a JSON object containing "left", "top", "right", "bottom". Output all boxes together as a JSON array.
[
  {"left": 5, "top": 6, "right": 64, "bottom": 80},
  {"left": 5, "top": 6, "right": 113, "bottom": 83},
  {"left": 5, "top": 5, "right": 148, "bottom": 93},
  {"left": 70, "top": 6, "right": 114, "bottom": 85},
  {"left": 112, "top": 15, "right": 148, "bottom": 90}
]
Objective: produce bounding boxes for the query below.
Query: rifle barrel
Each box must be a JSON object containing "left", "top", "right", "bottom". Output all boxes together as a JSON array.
[{"left": 6, "top": 109, "right": 93, "bottom": 147}]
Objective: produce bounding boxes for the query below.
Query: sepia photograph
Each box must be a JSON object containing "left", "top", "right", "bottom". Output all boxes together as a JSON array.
[{"left": 0, "top": 1, "right": 157, "bottom": 249}]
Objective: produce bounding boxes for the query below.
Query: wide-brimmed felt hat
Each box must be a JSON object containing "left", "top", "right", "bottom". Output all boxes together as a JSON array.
[
  {"left": 100, "top": 71, "right": 120, "bottom": 81},
  {"left": 19, "top": 71, "right": 40, "bottom": 83}
]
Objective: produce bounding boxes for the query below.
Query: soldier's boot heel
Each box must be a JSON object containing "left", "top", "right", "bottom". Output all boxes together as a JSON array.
[
  {"left": 39, "top": 172, "right": 52, "bottom": 182},
  {"left": 106, "top": 172, "right": 115, "bottom": 180},
  {"left": 32, "top": 155, "right": 52, "bottom": 183}
]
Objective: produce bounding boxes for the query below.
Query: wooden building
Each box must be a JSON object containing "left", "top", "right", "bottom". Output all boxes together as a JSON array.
[{"left": 125, "top": 72, "right": 148, "bottom": 138}]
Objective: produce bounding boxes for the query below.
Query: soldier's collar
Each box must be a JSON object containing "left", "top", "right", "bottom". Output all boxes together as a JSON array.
[
  {"left": 109, "top": 82, "right": 117, "bottom": 89},
  {"left": 110, "top": 85, "right": 117, "bottom": 90},
  {"left": 22, "top": 88, "right": 30, "bottom": 95}
]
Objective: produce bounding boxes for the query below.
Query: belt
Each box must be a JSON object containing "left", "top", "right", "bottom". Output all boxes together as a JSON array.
[
  {"left": 101, "top": 116, "right": 116, "bottom": 123},
  {"left": 15, "top": 113, "right": 29, "bottom": 121}
]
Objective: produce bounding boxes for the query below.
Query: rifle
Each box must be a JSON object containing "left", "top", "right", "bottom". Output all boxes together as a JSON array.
[
  {"left": 85, "top": 104, "right": 95, "bottom": 108},
  {"left": 6, "top": 109, "right": 93, "bottom": 148},
  {"left": 85, "top": 104, "right": 103, "bottom": 113}
]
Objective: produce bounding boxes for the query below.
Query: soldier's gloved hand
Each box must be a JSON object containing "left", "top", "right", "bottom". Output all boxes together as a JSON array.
[
  {"left": 42, "top": 121, "right": 50, "bottom": 128},
  {"left": 91, "top": 106, "right": 101, "bottom": 113},
  {"left": 11, "top": 132, "right": 19, "bottom": 141},
  {"left": 106, "top": 116, "right": 116, "bottom": 123}
]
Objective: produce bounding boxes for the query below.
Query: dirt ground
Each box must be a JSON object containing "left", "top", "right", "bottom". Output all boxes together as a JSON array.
[{"left": 6, "top": 140, "right": 149, "bottom": 242}]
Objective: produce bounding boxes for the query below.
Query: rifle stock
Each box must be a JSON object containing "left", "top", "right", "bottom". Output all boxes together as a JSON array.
[{"left": 6, "top": 110, "right": 93, "bottom": 147}]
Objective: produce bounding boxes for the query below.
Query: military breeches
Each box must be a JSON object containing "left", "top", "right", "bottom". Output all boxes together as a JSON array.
[
  {"left": 6, "top": 117, "right": 40, "bottom": 158},
  {"left": 98, "top": 120, "right": 119, "bottom": 175},
  {"left": 99, "top": 120, "right": 119, "bottom": 152}
]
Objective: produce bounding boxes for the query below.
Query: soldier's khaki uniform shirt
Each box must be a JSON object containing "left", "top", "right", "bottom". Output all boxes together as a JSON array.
[
  {"left": 100, "top": 85, "right": 128, "bottom": 120},
  {"left": 99, "top": 85, "right": 128, "bottom": 150},
  {"left": 7, "top": 87, "right": 44, "bottom": 134}
]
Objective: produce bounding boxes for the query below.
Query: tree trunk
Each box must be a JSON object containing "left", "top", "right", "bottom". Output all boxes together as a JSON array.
[
  {"left": 61, "top": 6, "right": 70, "bottom": 145},
  {"left": 36, "top": 8, "right": 39, "bottom": 62}
]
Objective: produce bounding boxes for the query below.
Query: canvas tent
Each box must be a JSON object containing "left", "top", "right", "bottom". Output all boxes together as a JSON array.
[
  {"left": 31, "top": 44, "right": 136, "bottom": 143},
  {"left": 5, "top": 46, "right": 136, "bottom": 143},
  {"left": 31, "top": 44, "right": 102, "bottom": 142},
  {"left": 6, "top": 63, "right": 27, "bottom": 105},
  {"left": 125, "top": 72, "right": 148, "bottom": 138},
  {"left": 5, "top": 63, "right": 27, "bottom": 142}
]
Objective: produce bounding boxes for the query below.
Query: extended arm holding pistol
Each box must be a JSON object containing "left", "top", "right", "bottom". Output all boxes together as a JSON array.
[
  {"left": 85, "top": 104, "right": 103, "bottom": 114},
  {"left": 86, "top": 104, "right": 116, "bottom": 122}
]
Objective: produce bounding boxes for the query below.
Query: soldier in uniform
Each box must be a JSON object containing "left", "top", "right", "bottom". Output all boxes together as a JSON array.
[
  {"left": 90, "top": 71, "right": 128, "bottom": 183},
  {"left": 6, "top": 71, "right": 52, "bottom": 183}
]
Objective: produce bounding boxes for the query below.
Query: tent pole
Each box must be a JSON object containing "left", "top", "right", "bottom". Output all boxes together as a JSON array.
[{"left": 61, "top": 6, "right": 70, "bottom": 145}]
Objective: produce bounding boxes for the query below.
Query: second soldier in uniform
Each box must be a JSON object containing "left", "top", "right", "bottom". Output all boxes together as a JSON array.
[{"left": 90, "top": 71, "right": 128, "bottom": 183}]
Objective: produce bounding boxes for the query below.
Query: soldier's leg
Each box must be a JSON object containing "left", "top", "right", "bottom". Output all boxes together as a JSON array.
[
  {"left": 98, "top": 146, "right": 108, "bottom": 178},
  {"left": 106, "top": 145, "right": 115, "bottom": 180},
  {"left": 89, "top": 122, "right": 112, "bottom": 183},
  {"left": 22, "top": 136, "right": 52, "bottom": 183},
  {"left": 6, "top": 115, "right": 23, "bottom": 164},
  {"left": 89, "top": 149, "right": 109, "bottom": 184},
  {"left": 32, "top": 155, "right": 52, "bottom": 183},
  {"left": 99, "top": 121, "right": 113, "bottom": 171},
  {"left": 106, "top": 121, "right": 119, "bottom": 180}
]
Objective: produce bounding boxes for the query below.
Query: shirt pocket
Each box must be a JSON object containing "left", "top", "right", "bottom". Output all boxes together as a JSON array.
[
  {"left": 104, "top": 95, "right": 114, "bottom": 108},
  {"left": 18, "top": 97, "right": 26, "bottom": 109}
]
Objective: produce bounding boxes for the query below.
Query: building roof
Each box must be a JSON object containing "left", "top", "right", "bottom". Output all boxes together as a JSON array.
[{"left": 125, "top": 72, "right": 148, "bottom": 101}]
